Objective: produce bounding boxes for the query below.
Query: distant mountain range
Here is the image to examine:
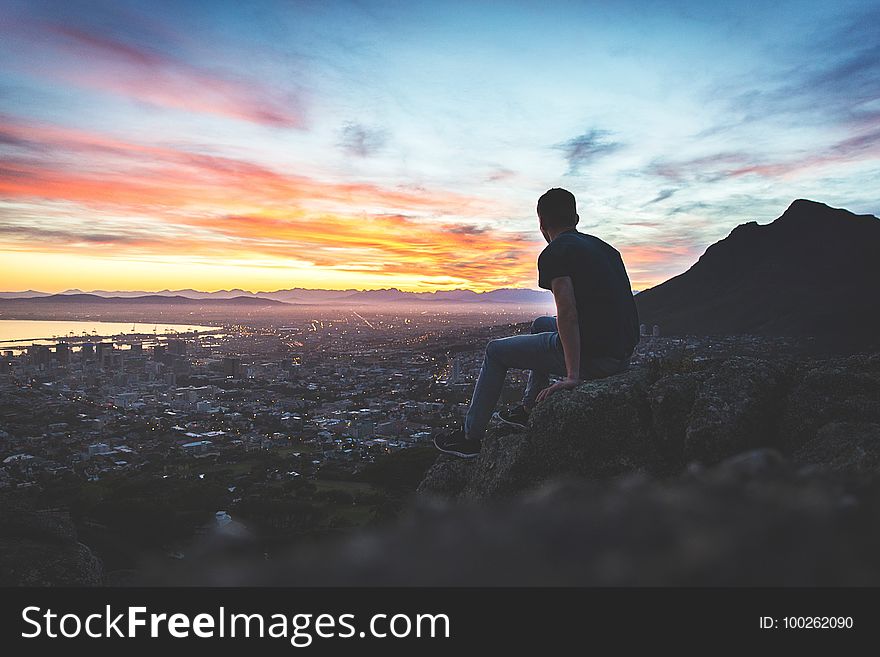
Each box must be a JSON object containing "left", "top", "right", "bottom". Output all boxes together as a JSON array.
[
  {"left": 0, "top": 287, "right": 554, "bottom": 305},
  {"left": 635, "top": 199, "right": 880, "bottom": 349},
  {"left": 0, "top": 293, "right": 288, "bottom": 306}
]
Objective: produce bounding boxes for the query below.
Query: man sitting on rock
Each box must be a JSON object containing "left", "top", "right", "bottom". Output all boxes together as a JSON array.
[{"left": 434, "top": 187, "right": 640, "bottom": 458}]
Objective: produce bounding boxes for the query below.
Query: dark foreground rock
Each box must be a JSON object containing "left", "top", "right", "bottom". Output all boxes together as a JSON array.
[
  {"left": 143, "top": 449, "right": 880, "bottom": 585},
  {"left": 0, "top": 510, "right": 103, "bottom": 585}
]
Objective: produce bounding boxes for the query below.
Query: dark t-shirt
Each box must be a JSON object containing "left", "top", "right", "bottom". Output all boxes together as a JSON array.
[{"left": 537, "top": 229, "right": 640, "bottom": 364}]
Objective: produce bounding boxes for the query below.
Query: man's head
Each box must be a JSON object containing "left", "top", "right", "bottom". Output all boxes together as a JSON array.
[{"left": 537, "top": 188, "right": 578, "bottom": 243}]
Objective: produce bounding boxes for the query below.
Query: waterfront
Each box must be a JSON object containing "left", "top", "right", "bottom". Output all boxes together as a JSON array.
[{"left": 0, "top": 320, "right": 222, "bottom": 346}]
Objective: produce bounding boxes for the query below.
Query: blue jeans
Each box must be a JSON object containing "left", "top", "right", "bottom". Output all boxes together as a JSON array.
[{"left": 463, "top": 316, "right": 631, "bottom": 441}]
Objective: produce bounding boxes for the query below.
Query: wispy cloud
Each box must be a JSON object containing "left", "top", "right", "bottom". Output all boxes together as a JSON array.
[
  {"left": 555, "top": 129, "right": 622, "bottom": 174},
  {"left": 338, "top": 122, "right": 387, "bottom": 157},
  {"left": 780, "top": 8, "right": 880, "bottom": 128},
  {"left": 699, "top": 7, "right": 880, "bottom": 146},
  {"left": 0, "top": 223, "right": 162, "bottom": 247},
  {"left": 13, "top": 19, "right": 306, "bottom": 128},
  {"left": 486, "top": 167, "right": 515, "bottom": 183},
  {"left": 646, "top": 152, "right": 749, "bottom": 183},
  {"left": 645, "top": 188, "right": 677, "bottom": 205},
  {"left": 725, "top": 128, "right": 880, "bottom": 179},
  {"left": 0, "top": 116, "right": 486, "bottom": 214},
  {"left": 648, "top": 125, "right": 880, "bottom": 184}
]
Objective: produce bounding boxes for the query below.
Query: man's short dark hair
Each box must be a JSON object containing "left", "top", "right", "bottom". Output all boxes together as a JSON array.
[{"left": 537, "top": 188, "right": 579, "bottom": 229}]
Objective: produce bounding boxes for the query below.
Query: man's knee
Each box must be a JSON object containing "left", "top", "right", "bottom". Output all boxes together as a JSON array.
[
  {"left": 531, "top": 316, "right": 555, "bottom": 334},
  {"left": 485, "top": 338, "right": 503, "bottom": 360}
]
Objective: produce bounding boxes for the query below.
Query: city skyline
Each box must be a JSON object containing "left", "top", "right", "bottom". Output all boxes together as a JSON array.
[{"left": 1, "top": 0, "right": 879, "bottom": 293}]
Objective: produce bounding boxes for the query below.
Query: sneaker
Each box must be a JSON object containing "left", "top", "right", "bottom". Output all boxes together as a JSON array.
[
  {"left": 433, "top": 428, "right": 480, "bottom": 459},
  {"left": 493, "top": 404, "right": 530, "bottom": 429}
]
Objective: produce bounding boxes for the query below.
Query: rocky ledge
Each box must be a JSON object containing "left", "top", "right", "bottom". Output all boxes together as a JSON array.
[{"left": 418, "top": 353, "right": 880, "bottom": 500}]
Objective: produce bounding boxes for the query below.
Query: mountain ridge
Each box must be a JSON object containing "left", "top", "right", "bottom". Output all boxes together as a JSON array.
[
  {"left": 635, "top": 198, "right": 880, "bottom": 349},
  {"left": 0, "top": 293, "right": 290, "bottom": 306}
]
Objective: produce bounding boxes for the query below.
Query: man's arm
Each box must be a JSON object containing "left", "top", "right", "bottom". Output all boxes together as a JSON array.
[{"left": 536, "top": 275, "right": 580, "bottom": 403}]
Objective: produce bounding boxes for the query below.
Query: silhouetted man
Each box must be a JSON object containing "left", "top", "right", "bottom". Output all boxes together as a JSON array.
[{"left": 434, "top": 188, "right": 639, "bottom": 458}]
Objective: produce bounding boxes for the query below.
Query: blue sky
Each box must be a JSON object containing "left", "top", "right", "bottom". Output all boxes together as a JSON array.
[{"left": 0, "top": 0, "right": 878, "bottom": 292}]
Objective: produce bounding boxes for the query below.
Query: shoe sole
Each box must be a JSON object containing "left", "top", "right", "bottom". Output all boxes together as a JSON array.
[
  {"left": 433, "top": 438, "right": 480, "bottom": 459},
  {"left": 492, "top": 411, "right": 528, "bottom": 429}
]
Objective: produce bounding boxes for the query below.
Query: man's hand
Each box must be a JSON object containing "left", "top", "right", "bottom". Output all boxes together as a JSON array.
[{"left": 536, "top": 376, "right": 580, "bottom": 403}]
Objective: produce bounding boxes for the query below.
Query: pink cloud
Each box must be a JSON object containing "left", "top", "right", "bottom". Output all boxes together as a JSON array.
[{"left": 28, "top": 22, "right": 306, "bottom": 128}]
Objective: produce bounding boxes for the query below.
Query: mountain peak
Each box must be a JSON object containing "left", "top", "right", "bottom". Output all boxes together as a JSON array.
[
  {"left": 777, "top": 198, "right": 876, "bottom": 224},
  {"left": 786, "top": 198, "right": 829, "bottom": 212}
]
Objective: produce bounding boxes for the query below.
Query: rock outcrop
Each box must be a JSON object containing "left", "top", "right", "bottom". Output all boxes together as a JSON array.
[{"left": 419, "top": 353, "right": 880, "bottom": 500}]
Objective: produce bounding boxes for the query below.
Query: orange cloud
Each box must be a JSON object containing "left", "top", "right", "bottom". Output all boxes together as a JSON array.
[
  {"left": 0, "top": 117, "right": 540, "bottom": 290},
  {"left": 181, "top": 212, "right": 539, "bottom": 286}
]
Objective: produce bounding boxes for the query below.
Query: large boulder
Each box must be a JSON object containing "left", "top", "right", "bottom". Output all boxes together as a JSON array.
[
  {"left": 647, "top": 372, "right": 704, "bottom": 469},
  {"left": 779, "top": 355, "right": 880, "bottom": 451},
  {"left": 417, "top": 456, "right": 475, "bottom": 498},
  {"left": 683, "top": 357, "right": 795, "bottom": 464},
  {"left": 417, "top": 430, "right": 543, "bottom": 500},
  {"left": 528, "top": 368, "right": 660, "bottom": 477},
  {"left": 419, "top": 368, "right": 661, "bottom": 500}
]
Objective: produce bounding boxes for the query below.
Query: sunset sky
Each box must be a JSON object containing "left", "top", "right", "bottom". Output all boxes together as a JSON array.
[{"left": 1, "top": 0, "right": 878, "bottom": 293}]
